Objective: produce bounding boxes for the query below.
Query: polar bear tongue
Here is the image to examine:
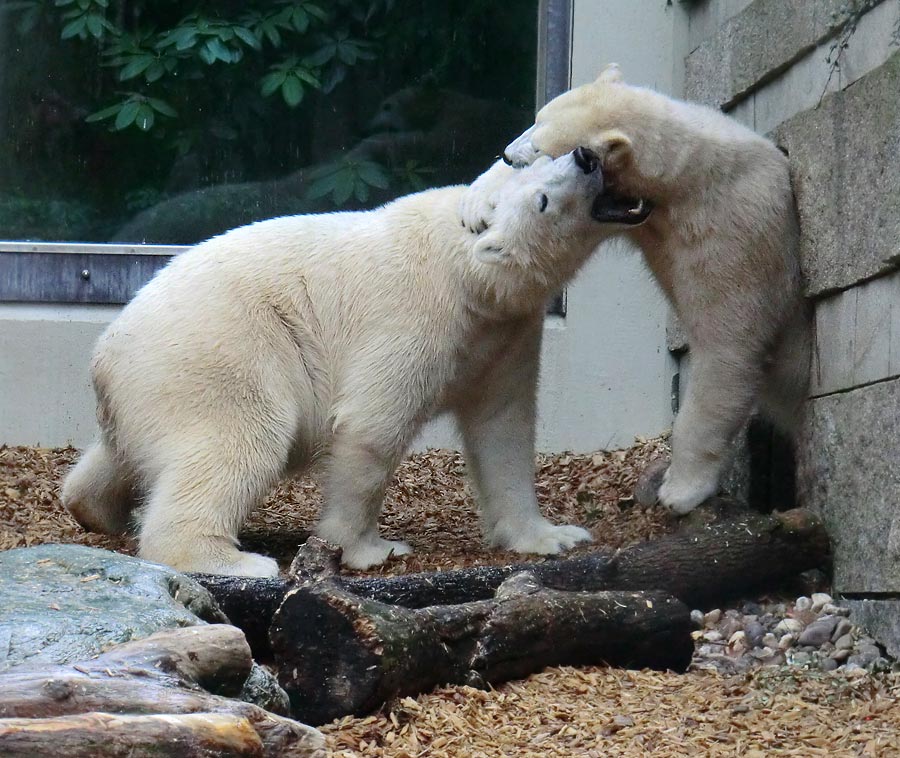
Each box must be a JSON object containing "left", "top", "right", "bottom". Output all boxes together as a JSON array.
[{"left": 591, "top": 192, "right": 653, "bottom": 225}]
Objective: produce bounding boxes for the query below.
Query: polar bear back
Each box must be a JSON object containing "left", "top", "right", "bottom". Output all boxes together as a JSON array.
[{"left": 90, "top": 185, "right": 472, "bottom": 458}]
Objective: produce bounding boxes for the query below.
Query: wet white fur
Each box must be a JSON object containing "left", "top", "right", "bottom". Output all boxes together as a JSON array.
[
  {"left": 461, "top": 64, "right": 810, "bottom": 514},
  {"left": 62, "top": 153, "right": 620, "bottom": 576}
]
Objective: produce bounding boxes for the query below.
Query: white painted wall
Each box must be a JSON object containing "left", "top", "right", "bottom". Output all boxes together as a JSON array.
[
  {"left": 1, "top": 0, "right": 687, "bottom": 452},
  {"left": 0, "top": 304, "right": 118, "bottom": 446},
  {"left": 526, "top": 0, "right": 689, "bottom": 450}
]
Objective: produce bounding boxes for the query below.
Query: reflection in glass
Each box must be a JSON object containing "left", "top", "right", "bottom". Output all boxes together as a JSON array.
[{"left": 0, "top": 1, "right": 537, "bottom": 245}]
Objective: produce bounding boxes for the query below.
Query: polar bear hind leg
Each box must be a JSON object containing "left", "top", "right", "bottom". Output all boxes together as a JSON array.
[
  {"left": 62, "top": 441, "right": 138, "bottom": 535},
  {"left": 136, "top": 430, "right": 287, "bottom": 577}
]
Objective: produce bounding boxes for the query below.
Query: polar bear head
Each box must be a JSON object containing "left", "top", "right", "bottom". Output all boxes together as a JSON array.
[
  {"left": 502, "top": 64, "right": 655, "bottom": 199},
  {"left": 471, "top": 147, "right": 650, "bottom": 305}
]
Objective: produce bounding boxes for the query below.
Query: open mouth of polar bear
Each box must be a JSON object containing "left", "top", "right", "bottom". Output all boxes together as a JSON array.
[{"left": 591, "top": 191, "right": 653, "bottom": 225}]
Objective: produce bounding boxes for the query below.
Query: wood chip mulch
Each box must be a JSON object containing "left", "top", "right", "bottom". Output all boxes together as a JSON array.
[
  {"left": 2, "top": 436, "right": 899, "bottom": 757},
  {"left": 325, "top": 667, "right": 900, "bottom": 757},
  {"left": 0, "top": 436, "right": 676, "bottom": 571}
]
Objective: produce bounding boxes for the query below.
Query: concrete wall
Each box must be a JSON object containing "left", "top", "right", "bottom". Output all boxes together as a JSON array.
[
  {"left": 0, "top": 304, "right": 117, "bottom": 446},
  {"left": 1, "top": 0, "right": 684, "bottom": 453},
  {"left": 682, "top": 0, "right": 900, "bottom": 653}
]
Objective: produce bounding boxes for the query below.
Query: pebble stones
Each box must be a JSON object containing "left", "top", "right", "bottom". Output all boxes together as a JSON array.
[
  {"left": 797, "top": 616, "right": 838, "bottom": 647},
  {"left": 690, "top": 592, "right": 895, "bottom": 675}
]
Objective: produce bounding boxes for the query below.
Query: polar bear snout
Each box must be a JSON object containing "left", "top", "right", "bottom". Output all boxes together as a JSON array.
[
  {"left": 503, "top": 124, "right": 539, "bottom": 167},
  {"left": 573, "top": 146, "right": 599, "bottom": 174}
]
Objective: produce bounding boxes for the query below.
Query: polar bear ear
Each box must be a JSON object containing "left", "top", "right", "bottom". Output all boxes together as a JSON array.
[
  {"left": 473, "top": 229, "right": 509, "bottom": 264},
  {"left": 597, "top": 129, "right": 633, "bottom": 171},
  {"left": 595, "top": 63, "right": 623, "bottom": 84}
]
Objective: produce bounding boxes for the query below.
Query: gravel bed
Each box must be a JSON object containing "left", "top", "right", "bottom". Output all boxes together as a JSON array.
[{"left": 690, "top": 593, "right": 893, "bottom": 678}]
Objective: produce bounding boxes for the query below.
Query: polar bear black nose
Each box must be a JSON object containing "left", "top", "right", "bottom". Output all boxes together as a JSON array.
[{"left": 573, "top": 146, "right": 599, "bottom": 174}]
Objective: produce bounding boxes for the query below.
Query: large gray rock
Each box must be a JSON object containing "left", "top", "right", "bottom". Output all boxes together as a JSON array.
[
  {"left": 843, "top": 598, "right": 900, "bottom": 659},
  {"left": 0, "top": 543, "right": 226, "bottom": 672},
  {"left": 684, "top": 0, "right": 854, "bottom": 108},
  {"left": 774, "top": 52, "right": 900, "bottom": 297},
  {"left": 799, "top": 377, "right": 900, "bottom": 592}
]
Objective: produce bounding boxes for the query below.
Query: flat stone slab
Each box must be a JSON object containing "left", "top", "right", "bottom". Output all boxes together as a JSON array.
[
  {"left": 811, "top": 269, "right": 900, "bottom": 396},
  {"left": 0, "top": 543, "right": 226, "bottom": 672},
  {"left": 685, "top": 0, "right": 854, "bottom": 108},
  {"left": 799, "top": 377, "right": 900, "bottom": 592},
  {"left": 774, "top": 51, "right": 900, "bottom": 297}
]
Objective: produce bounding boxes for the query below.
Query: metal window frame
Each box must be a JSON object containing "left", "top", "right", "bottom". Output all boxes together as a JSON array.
[
  {"left": 538, "top": 0, "right": 573, "bottom": 316},
  {"left": 538, "top": 0, "right": 573, "bottom": 111},
  {"left": 0, "top": 0, "right": 573, "bottom": 307}
]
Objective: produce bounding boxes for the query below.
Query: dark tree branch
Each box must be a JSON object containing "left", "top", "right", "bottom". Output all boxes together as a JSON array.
[{"left": 270, "top": 571, "right": 694, "bottom": 724}]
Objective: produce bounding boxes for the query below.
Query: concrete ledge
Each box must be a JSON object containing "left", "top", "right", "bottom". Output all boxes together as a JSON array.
[
  {"left": 684, "top": 0, "right": 881, "bottom": 107},
  {"left": 799, "top": 377, "right": 900, "bottom": 592},
  {"left": 775, "top": 52, "right": 900, "bottom": 298},
  {"left": 0, "top": 305, "right": 117, "bottom": 448}
]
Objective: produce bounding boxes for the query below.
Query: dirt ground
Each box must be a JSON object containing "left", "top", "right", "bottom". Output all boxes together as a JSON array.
[{"left": 2, "top": 438, "right": 899, "bottom": 757}]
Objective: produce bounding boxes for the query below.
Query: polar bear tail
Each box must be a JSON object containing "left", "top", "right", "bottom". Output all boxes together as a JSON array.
[{"left": 61, "top": 441, "right": 138, "bottom": 535}]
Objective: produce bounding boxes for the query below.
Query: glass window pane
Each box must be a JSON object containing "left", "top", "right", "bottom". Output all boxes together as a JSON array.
[{"left": 0, "top": 1, "right": 538, "bottom": 245}]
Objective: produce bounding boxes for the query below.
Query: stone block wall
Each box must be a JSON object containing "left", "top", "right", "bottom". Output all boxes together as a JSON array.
[{"left": 681, "top": 0, "right": 900, "bottom": 653}]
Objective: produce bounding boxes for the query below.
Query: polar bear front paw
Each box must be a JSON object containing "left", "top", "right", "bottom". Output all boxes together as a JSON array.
[
  {"left": 341, "top": 537, "right": 412, "bottom": 570},
  {"left": 225, "top": 552, "right": 281, "bottom": 578},
  {"left": 458, "top": 186, "right": 495, "bottom": 234},
  {"left": 458, "top": 158, "right": 515, "bottom": 233},
  {"left": 489, "top": 518, "right": 593, "bottom": 555},
  {"left": 657, "top": 468, "right": 719, "bottom": 515}
]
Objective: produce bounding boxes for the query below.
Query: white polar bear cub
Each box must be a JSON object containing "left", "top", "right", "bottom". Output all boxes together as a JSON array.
[
  {"left": 62, "top": 148, "right": 649, "bottom": 576},
  {"left": 461, "top": 64, "right": 811, "bottom": 515}
]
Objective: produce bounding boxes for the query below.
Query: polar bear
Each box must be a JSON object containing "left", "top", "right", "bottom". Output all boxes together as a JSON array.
[
  {"left": 62, "top": 148, "right": 651, "bottom": 576},
  {"left": 460, "top": 64, "right": 811, "bottom": 515}
]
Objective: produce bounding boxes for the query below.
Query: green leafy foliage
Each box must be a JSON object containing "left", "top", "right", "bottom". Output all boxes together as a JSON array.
[
  {"left": 394, "top": 160, "right": 436, "bottom": 193},
  {"left": 260, "top": 56, "right": 321, "bottom": 106},
  {"left": 4, "top": 0, "right": 539, "bottom": 224},
  {"left": 55, "top": 0, "right": 114, "bottom": 41},
  {"left": 85, "top": 94, "right": 177, "bottom": 131},
  {"left": 307, "top": 158, "right": 391, "bottom": 205},
  {"left": 11, "top": 0, "right": 371, "bottom": 131},
  {"left": 3, "top": 0, "right": 414, "bottom": 207}
]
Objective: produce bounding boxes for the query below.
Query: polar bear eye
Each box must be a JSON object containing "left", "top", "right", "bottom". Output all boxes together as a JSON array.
[{"left": 537, "top": 193, "right": 549, "bottom": 213}]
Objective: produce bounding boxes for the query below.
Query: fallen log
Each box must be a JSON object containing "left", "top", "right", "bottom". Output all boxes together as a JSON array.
[
  {"left": 269, "top": 571, "right": 694, "bottom": 724},
  {"left": 0, "top": 625, "right": 324, "bottom": 757},
  {"left": 347, "top": 505, "right": 829, "bottom": 607},
  {"left": 0, "top": 713, "right": 268, "bottom": 758},
  {"left": 194, "top": 505, "right": 830, "bottom": 655}
]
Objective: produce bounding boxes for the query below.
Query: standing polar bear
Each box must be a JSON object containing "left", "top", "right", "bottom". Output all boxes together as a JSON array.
[
  {"left": 62, "top": 148, "right": 651, "bottom": 576},
  {"left": 461, "top": 64, "right": 811, "bottom": 515}
]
